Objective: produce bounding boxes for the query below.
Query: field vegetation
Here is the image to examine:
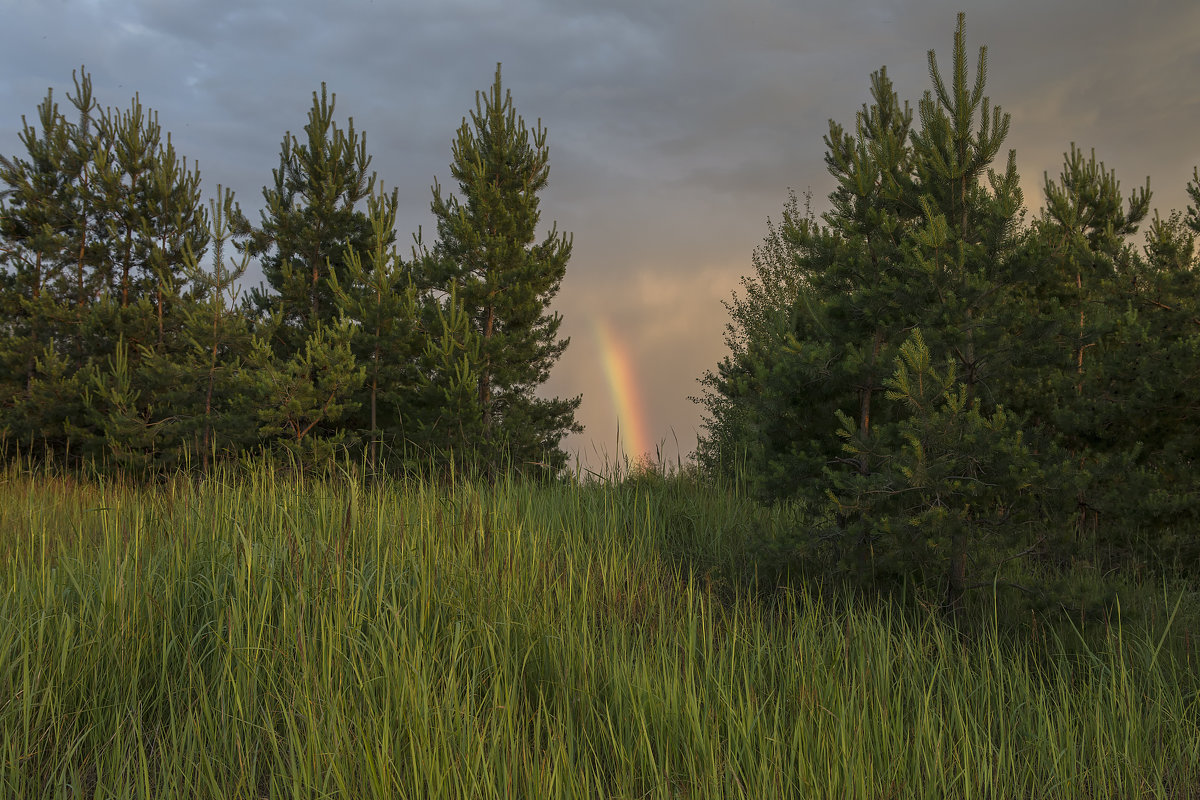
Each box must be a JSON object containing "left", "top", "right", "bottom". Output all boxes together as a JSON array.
[{"left": 1, "top": 457, "right": 1196, "bottom": 798}]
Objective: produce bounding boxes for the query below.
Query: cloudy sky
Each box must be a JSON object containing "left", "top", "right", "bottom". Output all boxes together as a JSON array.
[{"left": 3, "top": 0, "right": 1199, "bottom": 469}]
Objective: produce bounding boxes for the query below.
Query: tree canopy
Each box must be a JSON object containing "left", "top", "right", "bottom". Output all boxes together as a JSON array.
[
  {"left": 0, "top": 65, "right": 579, "bottom": 479},
  {"left": 695, "top": 13, "right": 1200, "bottom": 611}
]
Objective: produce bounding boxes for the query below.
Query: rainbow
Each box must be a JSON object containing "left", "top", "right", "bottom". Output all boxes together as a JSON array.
[{"left": 591, "top": 317, "right": 651, "bottom": 463}]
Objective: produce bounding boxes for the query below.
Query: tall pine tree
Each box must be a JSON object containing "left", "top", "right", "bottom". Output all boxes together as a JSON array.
[
  {"left": 248, "top": 84, "right": 376, "bottom": 353},
  {"left": 419, "top": 64, "right": 581, "bottom": 475},
  {"left": 0, "top": 69, "right": 211, "bottom": 468},
  {"left": 245, "top": 84, "right": 377, "bottom": 462},
  {"left": 697, "top": 15, "right": 1068, "bottom": 613},
  {"left": 327, "top": 185, "right": 421, "bottom": 468}
]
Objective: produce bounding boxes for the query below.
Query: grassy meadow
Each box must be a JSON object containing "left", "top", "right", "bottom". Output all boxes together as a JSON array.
[{"left": 0, "top": 459, "right": 1197, "bottom": 798}]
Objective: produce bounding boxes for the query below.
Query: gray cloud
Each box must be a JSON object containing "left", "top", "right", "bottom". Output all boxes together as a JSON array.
[{"left": 3, "top": 0, "right": 1199, "bottom": 468}]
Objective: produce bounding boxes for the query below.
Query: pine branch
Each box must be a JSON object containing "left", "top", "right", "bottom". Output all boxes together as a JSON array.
[
  {"left": 1143, "top": 297, "right": 1200, "bottom": 327},
  {"left": 962, "top": 579, "right": 1041, "bottom": 596}
]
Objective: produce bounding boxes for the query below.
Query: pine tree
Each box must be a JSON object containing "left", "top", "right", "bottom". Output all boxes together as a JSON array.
[
  {"left": 1132, "top": 204, "right": 1200, "bottom": 557},
  {"left": 693, "top": 191, "right": 814, "bottom": 481},
  {"left": 250, "top": 317, "right": 365, "bottom": 470},
  {"left": 834, "top": 330, "right": 1049, "bottom": 602},
  {"left": 896, "top": 15, "right": 1036, "bottom": 608},
  {"left": 907, "top": 12, "right": 1023, "bottom": 402},
  {"left": 407, "top": 284, "right": 486, "bottom": 472},
  {"left": 90, "top": 96, "right": 208, "bottom": 323},
  {"left": 1062, "top": 179, "right": 1200, "bottom": 565},
  {"left": 240, "top": 84, "right": 379, "bottom": 466},
  {"left": 0, "top": 72, "right": 99, "bottom": 459},
  {"left": 698, "top": 66, "right": 923, "bottom": 519},
  {"left": 800, "top": 64, "right": 923, "bottom": 539},
  {"left": 0, "top": 69, "right": 210, "bottom": 467},
  {"left": 81, "top": 91, "right": 212, "bottom": 471},
  {"left": 174, "top": 186, "right": 257, "bottom": 470},
  {"left": 1023, "top": 146, "right": 1151, "bottom": 537},
  {"left": 328, "top": 185, "right": 424, "bottom": 469},
  {"left": 1042, "top": 144, "right": 1149, "bottom": 394},
  {"left": 248, "top": 84, "right": 376, "bottom": 355},
  {"left": 420, "top": 64, "right": 581, "bottom": 475},
  {"left": 698, "top": 15, "right": 1071, "bottom": 612}
]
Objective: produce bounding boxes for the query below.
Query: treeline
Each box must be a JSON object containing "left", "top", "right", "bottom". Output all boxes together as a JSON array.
[
  {"left": 696, "top": 15, "right": 1200, "bottom": 611},
  {"left": 0, "top": 65, "right": 580, "bottom": 477}
]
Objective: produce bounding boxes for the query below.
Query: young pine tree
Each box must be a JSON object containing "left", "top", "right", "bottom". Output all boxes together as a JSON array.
[
  {"left": 172, "top": 186, "right": 258, "bottom": 470},
  {"left": 328, "top": 185, "right": 429, "bottom": 469},
  {"left": 245, "top": 85, "right": 378, "bottom": 462},
  {"left": 834, "top": 330, "right": 1048, "bottom": 610},
  {"left": 249, "top": 317, "right": 365, "bottom": 470},
  {"left": 248, "top": 84, "right": 376, "bottom": 354},
  {"left": 700, "top": 15, "right": 1071, "bottom": 613},
  {"left": 1058, "top": 174, "right": 1200, "bottom": 567},
  {"left": 0, "top": 69, "right": 211, "bottom": 468},
  {"left": 419, "top": 64, "right": 581, "bottom": 476},
  {"left": 407, "top": 284, "right": 486, "bottom": 473},
  {"left": 0, "top": 81, "right": 82, "bottom": 453}
]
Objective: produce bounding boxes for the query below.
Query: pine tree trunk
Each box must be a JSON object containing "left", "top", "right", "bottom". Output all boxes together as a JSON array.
[
  {"left": 75, "top": 202, "right": 89, "bottom": 366},
  {"left": 121, "top": 226, "right": 133, "bottom": 308},
  {"left": 370, "top": 341, "right": 380, "bottom": 468},
  {"left": 156, "top": 286, "right": 165, "bottom": 351},
  {"left": 946, "top": 523, "right": 967, "bottom": 617},
  {"left": 1074, "top": 267, "right": 1091, "bottom": 535},
  {"left": 1076, "top": 268, "right": 1085, "bottom": 391},
  {"left": 312, "top": 262, "right": 320, "bottom": 321},
  {"left": 26, "top": 255, "right": 43, "bottom": 393},
  {"left": 311, "top": 231, "right": 323, "bottom": 323},
  {"left": 479, "top": 305, "right": 495, "bottom": 433},
  {"left": 855, "top": 328, "right": 884, "bottom": 583},
  {"left": 203, "top": 310, "right": 219, "bottom": 473},
  {"left": 858, "top": 328, "right": 883, "bottom": 470}
]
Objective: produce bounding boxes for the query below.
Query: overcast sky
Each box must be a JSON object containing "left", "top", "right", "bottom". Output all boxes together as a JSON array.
[{"left": 3, "top": 0, "right": 1199, "bottom": 470}]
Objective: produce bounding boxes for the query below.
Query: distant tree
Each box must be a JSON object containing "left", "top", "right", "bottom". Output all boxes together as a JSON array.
[{"left": 418, "top": 64, "right": 581, "bottom": 475}]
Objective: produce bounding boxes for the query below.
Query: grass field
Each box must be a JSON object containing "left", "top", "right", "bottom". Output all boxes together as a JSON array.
[{"left": 1, "top": 461, "right": 1197, "bottom": 798}]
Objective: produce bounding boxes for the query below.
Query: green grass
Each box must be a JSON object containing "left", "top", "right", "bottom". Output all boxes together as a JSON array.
[{"left": 0, "top": 462, "right": 1197, "bottom": 798}]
